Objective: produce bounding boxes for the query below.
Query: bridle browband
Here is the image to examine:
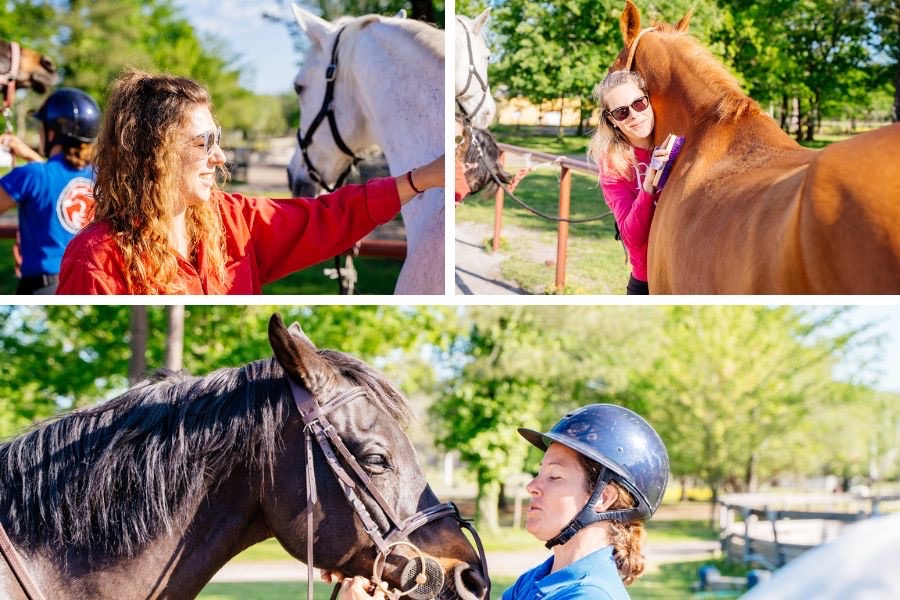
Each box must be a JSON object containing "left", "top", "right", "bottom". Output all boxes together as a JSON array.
[
  {"left": 455, "top": 18, "right": 489, "bottom": 123},
  {"left": 287, "top": 375, "right": 490, "bottom": 600},
  {"left": 297, "top": 26, "right": 363, "bottom": 193}
]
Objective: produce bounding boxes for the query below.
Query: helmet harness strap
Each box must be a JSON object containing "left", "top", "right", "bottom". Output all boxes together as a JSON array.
[{"left": 544, "top": 468, "right": 643, "bottom": 549}]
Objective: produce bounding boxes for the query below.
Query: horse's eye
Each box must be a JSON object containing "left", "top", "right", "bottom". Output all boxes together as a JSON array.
[
  {"left": 294, "top": 82, "right": 304, "bottom": 96},
  {"left": 361, "top": 454, "right": 389, "bottom": 473}
]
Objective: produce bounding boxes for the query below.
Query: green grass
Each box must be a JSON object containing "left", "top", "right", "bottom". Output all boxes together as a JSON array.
[
  {"left": 646, "top": 519, "right": 719, "bottom": 542},
  {"left": 630, "top": 557, "right": 750, "bottom": 599},
  {"left": 457, "top": 170, "right": 629, "bottom": 294}
]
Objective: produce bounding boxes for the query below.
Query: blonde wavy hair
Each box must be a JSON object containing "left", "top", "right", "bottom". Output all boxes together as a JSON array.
[
  {"left": 60, "top": 143, "right": 93, "bottom": 170},
  {"left": 92, "top": 69, "right": 228, "bottom": 294},
  {"left": 578, "top": 454, "right": 648, "bottom": 585},
  {"left": 587, "top": 70, "right": 649, "bottom": 181}
]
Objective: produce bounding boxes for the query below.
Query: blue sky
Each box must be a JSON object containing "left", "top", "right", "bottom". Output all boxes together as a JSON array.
[
  {"left": 173, "top": 0, "right": 299, "bottom": 95},
  {"left": 832, "top": 306, "right": 900, "bottom": 394}
]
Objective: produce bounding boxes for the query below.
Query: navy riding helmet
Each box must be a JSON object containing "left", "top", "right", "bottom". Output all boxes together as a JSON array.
[
  {"left": 518, "top": 404, "right": 670, "bottom": 548},
  {"left": 33, "top": 87, "right": 101, "bottom": 144}
]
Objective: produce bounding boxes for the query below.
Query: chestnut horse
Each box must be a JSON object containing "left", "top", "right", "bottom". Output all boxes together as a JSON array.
[
  {"left": 0, "top": 40, "right": 56, "bottom": 96},
  {"left": 0, "top": 315, "right": 488, "bottom": 599},
  {"left": 611, "top": 1, "right": 900, "bottom": 294}
]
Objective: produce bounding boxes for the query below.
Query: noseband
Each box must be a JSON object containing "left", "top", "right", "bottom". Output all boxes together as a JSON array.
[
  {"left": 455, "top": 18, "right": 489, "bottom": 123},
  {"left": 287, "top": 376, "right": 490, "bottom": 600},
  {"left": 297, "top": 26, "right": 363, "bottom": 193}
]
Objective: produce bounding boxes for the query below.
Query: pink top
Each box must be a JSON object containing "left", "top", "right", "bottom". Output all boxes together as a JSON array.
[{"left": 599, "top": 146, "right": 656, "bottom": 282}]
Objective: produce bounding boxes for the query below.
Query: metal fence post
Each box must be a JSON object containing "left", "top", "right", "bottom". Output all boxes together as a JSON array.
[{"left": 555, "top": 166, "right": 572, "bottom": 290}]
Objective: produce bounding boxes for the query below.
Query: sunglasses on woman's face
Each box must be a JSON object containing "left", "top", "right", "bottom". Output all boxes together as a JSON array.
[
  {"left": 192, "top": 126, "right": 222, "bottom": 155},
  {"left": 606, "top": 95, "right": 650, "bottom": 122}
]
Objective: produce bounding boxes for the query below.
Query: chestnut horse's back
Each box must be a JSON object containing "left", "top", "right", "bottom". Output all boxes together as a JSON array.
[{"left": 794, "top": 123, "right": 900, "bottom": 293}]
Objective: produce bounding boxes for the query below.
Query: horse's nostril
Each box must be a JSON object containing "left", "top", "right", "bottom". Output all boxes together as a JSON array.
[{"left": 450, "top": 563, "right": 488, "bottom": 600}]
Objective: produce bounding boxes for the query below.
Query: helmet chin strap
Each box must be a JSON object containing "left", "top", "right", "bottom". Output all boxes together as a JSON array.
[{"left": 544, "top": 470, "right": 643, "bottom": 549}]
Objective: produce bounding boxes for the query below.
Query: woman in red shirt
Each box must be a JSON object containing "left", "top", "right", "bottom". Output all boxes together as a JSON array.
[
  {"left": 57, "top": 70, "right": 442, "bottom": 295},
  {"left": 587, "top": 71, "right": 670, "bottom": 295}
]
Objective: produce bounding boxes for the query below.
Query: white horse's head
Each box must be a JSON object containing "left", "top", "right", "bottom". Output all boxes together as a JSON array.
[
  {"left": 455, "top": 9, "right": 495, "bottom": 129},
  {"left": 287, "top": 4, "right": 376, "bottom": 197}
]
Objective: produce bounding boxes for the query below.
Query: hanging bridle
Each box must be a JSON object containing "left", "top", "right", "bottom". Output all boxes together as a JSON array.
[
  {"left": 287, "top": 375, "right": 490, "bottom": 600},
  {"left": 455, "top": 18, "right": 490, "bottom": 124},
  {"left": 297, "top": 26, "right": 363, "bottom": 193}
]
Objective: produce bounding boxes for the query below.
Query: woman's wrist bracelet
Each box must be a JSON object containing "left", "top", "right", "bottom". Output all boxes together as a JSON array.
[{"left": 406, "top": 170, "right": 425, "bottom": 194}]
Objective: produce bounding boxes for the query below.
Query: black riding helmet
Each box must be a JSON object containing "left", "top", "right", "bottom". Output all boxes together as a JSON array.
[
  {"left": 518, "top": 404, "right": 669, "bottom": 548},
  {"left": 32, "top": 87, "right": 100, "bottom": 144}
]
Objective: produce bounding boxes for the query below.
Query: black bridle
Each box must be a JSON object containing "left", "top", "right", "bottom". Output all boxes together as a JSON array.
[
  {"left": 296, "top": 26, "right": 362, "bottom": 193},
  {"left": 287, "top": 375, "right": 490, "bottom": 600},
  {"left": 455, "top": 18, "right": 489, "bottom": 123}
]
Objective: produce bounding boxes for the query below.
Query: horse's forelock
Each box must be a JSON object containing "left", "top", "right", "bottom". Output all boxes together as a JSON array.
[{"left": 316, "top": 349, "right": 412, "bottom": 425}]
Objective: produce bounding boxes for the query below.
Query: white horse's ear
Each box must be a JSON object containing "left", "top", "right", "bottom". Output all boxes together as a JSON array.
[
  {"left": 291, "top": 3, "right": 335, "bottom": 47},
  {"left": 472, "top": 8, "right": 491, "bottom": 34},
  {"left": 394, "top": 8, "right": 407, "bottom": 19}
]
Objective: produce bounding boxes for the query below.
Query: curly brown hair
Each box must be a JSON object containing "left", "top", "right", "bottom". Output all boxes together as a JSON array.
[
  {"left": 91, "top": 69, "right": 228, "bottom": 294},
  {"left": 578, "top": 454, "right": 647, "bottom": 585}
]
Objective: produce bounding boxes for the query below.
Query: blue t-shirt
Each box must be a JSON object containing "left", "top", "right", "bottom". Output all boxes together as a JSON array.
[
  {"left": 502, "top": 546, "right": 630, "bottom": 600},
  {"left": 0, "top": 154, "right": 94, "bottom": 276}
]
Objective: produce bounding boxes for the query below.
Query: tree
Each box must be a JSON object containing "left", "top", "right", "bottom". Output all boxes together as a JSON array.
[{"left": 619, "top": 306, "right": 874, "bottom": 505}]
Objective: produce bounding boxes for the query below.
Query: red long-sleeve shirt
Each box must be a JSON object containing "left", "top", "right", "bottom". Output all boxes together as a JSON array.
[
  {"left": 56, "top": 177, "right": 400, "bottom": 294},
  {"left": 599, "top": 147, "right": 656, "bottom": 283}
]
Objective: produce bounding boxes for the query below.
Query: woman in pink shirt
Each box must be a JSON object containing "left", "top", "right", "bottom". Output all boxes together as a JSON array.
[{"left": 588, "top": 71, "right": 670, "bottom": 295}]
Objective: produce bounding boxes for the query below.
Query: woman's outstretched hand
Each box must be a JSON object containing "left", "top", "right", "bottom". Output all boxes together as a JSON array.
[
  {"left": 396, "top": 154, "right": 445, "bottom": 205},
  {"left": 329, "top": 574, "right": 387, "bottom": 599}
]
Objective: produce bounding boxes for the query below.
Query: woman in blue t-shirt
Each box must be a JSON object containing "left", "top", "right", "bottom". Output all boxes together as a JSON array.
[
  {"left": 0, "top": 87, "right": 99, "bottom": 294},
  {"left": 331, "top": 404, "right": 670, "bottom": 600}
]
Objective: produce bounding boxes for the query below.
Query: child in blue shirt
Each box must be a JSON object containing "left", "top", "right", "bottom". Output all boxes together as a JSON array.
[{"left": 0, "top": 87, "right": 99, "bottom": 294}]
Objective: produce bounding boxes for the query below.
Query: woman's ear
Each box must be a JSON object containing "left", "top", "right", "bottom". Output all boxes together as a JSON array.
[{"left": 594, "top": 482, "right": 618, "bottom": 512}]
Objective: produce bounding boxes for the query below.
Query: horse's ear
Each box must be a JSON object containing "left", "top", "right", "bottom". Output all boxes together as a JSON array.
[
  {"left": 394, "top": 8, "right": 407, "bottom": 19},
  {"left": 268, "top": 313, "right": 335, "bottom": 393},
  {"left": 291, "top": 3, "right": 335, "bottom": 47},
  {"left": 472, "top": 8, "right": 491, "bottom": 34},
  {"left": 675, "top": 9, "right": 693, "bottom": 32},
  {"left": 620, "top": 0, "right": 642, "bottom": 46},
  {"left": 287, "top": 321, "right": 317, "bottom": 349}
]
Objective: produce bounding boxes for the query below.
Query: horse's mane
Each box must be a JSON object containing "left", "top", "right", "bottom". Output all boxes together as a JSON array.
[
  {"left": 0, "top": 350, "right": 411, "bottom": 559},
  {"left": 654, "top": 23, "right": 761, "bottom": 121},
  {"left": 337, "top": 14, "right": 444, "bottom": 82}
]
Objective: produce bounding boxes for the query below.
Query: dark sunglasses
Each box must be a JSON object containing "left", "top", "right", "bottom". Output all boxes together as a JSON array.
[
  {"left": 606, "top": 95, "right": 649, "bottom": 122},
  {"left": 192, "top": 126, "right": 222, "bottom": 155}
]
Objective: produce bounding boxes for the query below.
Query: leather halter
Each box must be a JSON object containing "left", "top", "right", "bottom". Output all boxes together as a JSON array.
[
  {"left": 287, "top": 376, "right": 490, "bottom": 600},
  {"left": 1, "top": 41, "right": 20, "bottom": 136},
  {"left": 297, "top": 26, "right": 363, "bottom": 193},
  {"left": 0, "top": 520, "right": 46, "bottom": 600},
  {"left": 455, "top": 18, "right": 490, "bottom": 123},
  {"left": 625, "top": 27, "right": 656, "bottom": 71}
]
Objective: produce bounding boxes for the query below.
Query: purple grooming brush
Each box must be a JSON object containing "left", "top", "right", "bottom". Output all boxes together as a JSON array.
[{"left": 651, "top": 133, "right": 685, "bottom": 192}]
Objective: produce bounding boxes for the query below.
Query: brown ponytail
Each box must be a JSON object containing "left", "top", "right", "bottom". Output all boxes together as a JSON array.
[
  {"left": 578, "top": 455, "right": 647, "bottom": 585},
  {"left": 62, "top": 142, "right": 94, "bottom": 170}
]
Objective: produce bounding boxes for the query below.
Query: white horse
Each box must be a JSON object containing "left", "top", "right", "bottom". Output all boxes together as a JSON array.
[
  {"left": 287, "top": 5, "right": 444, "bottom": 295},
  {"left": 455, "top": 9, "right": 495, "bottom": 129}
]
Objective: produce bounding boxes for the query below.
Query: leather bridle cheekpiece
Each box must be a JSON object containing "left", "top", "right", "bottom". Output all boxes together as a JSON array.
[
  {"left": 624, "top": 26, "right": 656, "bottom": 72},
  {"left": 455, "top": 18, "right": 489, "bottom": 123},
  {"left": 287, "top": 375, "right": 490, "bottom": 600},
  {"left": 297, "top": 26, "right": 363, "bottom": 193}
]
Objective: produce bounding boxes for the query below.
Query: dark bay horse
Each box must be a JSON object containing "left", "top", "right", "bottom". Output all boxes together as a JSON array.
[
  {"left": 0, "top": 314, "right": 488, "bottom": 599},
  {"left": 611, "top": 0, "right": 900, "bottom": 294},
  {"left": 0, "top": 40, "right": 56, "bottom": 95}
]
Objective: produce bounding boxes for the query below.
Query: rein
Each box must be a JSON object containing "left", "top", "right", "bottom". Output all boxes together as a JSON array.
[
  {"left": 297, "top": 26, "right": 363, "bottom": 193},
  {"left": 455, "top": 18, "right": 489, "bottom": 123},
  {"left": 287, "top": 376, "right": 490, "bottom": 600},
  {"left": 0, "top": 520, "right": 46, "bottom": 600}
]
